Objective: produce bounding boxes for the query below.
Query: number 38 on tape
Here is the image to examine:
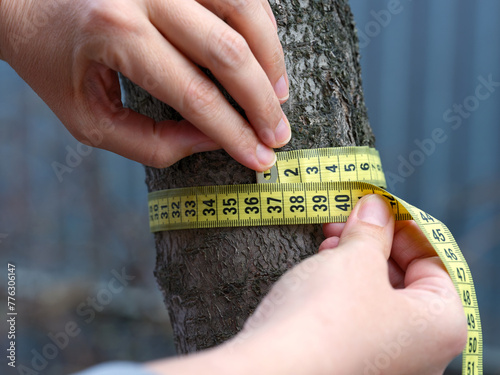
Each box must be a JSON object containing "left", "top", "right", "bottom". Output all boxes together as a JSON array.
[{"left": 147, "top": 146, "right": 482, "bottom": 375}]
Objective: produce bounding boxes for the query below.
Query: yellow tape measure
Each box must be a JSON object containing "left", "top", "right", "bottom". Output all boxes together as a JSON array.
[{"left": 147, "top": 146, "right": 482, "bottom": 374}]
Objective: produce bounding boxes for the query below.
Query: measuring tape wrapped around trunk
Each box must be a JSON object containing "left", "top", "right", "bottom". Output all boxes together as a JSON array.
[{"left": 147, "top": 146, "right": 482, "bottom": 375}]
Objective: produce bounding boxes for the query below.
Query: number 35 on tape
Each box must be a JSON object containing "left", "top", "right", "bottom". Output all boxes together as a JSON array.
[{"left": 147, "top": 146, "right": 482, "bottom": 375}]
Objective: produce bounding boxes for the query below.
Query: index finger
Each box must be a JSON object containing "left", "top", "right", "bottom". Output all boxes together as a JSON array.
[
  {"left": 390, "top": 221, "right": 458, "bottom": 294},
  {"left": 198, "top": 0, "right": 289, "bottom": 102},
  {"left": 391, "top": 221, "right": 441, "bottom": 273}
]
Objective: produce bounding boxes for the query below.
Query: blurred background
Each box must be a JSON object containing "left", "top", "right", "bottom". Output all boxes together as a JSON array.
[
  {"left": 1, "top": 0, "right": 499, "bottom": 374},
  {"left": 351, "top": 0, "right": 500, "bottom": 373}
]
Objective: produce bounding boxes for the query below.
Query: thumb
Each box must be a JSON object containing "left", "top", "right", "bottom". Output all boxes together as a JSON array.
[
  {"left": 90, "top": 111, "right": 221, "bottom": 168},
  {"left": 337, "top": 194, "right": 395, "bottom": 260},
  {"left": 74, "top": 63, "right": 220, "bottom": 168}
]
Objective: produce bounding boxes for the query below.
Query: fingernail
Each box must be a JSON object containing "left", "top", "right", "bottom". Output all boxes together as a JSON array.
[
  {"left": 274, "top": 75, "right": 289, "bottom": 102},
  {"left": 275, "top": 116, "right": 291, "bottom": 145},
  {"left": 356, "top": 195, "right": 391, "bottom": 227},
  {"left": 256, "top": 143, "right": 276, "bottom": 169}
]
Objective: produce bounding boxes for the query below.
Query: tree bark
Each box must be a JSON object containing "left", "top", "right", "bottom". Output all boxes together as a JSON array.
[{"left": 121, "top": 0, "right": 374, "bottom": 354}]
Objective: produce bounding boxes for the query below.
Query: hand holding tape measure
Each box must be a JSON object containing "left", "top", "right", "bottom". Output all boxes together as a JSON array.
[{"left": 148, "top": 146, "right": 482, "bottom": 375}]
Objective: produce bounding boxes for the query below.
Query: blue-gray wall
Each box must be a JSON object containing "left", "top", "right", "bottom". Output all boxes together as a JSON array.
[{"left": 350, "top": 1, "right": 500, "bottom": 372}]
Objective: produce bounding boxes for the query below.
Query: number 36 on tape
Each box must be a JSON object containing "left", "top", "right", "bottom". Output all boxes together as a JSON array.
[{"left": 147, "top": 146, "right": 482, "bottom": 375}]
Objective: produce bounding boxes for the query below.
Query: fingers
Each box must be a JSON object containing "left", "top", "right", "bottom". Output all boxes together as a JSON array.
[
  {"left": 318, "top": 236, "right": 340, "bottom": 252},
  {"left": 319, "top": 195, "right": 395, "bottom": 259},
  {"left": 319, "top": 197, "right": 466, "bottom": 372},
  {"left": 71, "top": 63, "right": 221, "bottom": 167},
  {"left": 319, "top": 222, "right": 344, "bottom": 252},
  {"left": 336, "top": 194, "right": 395, "bottom": 260},
  {"left": 92, "top": 115, "right": 221, "bottom": 168},
  {"left": 387, "top": 257, "right": 405, "bottom": 289},
  {"left": 73, "top": 0, "right": 289, "bottom": 170},
  {"left": 93, "top": 23, "right": 277, "bottom": 170},
  {"left": 146, "top": 0, "right": 290, "bottom": 154},
  {"left": 396, "top": 253, "right": 468, "bottom": 370},
  {"left": 259, "top": 0, "right": 278, "bottom": 31},
  {"left": 391, "top": 221, "right": 443, "bottom": 273},
  {"left": 322, "top": 222, "right": 345, "bottom": 239},
  {"left": 196, "top": 0, "right": 288, "bottom": 102},
  {"left": 389, "top": 222, "right": 467, "bottom": 367},
  {"left": 391, "top": 221, "right": 457, "bottom": 295},
  {"left": 321, "top": 208, "right": 409, "bottom": 288}
]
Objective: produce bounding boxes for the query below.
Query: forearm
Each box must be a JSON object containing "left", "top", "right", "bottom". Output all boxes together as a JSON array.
[
  {"left": 145, "top": 320, "right": 349, "bottom": 375},
  {"left": 145, "top": 343, "right": 254, "bottom": 375},
  {"left": 145, "top": 336, "right": 294, "bottom": 375}
]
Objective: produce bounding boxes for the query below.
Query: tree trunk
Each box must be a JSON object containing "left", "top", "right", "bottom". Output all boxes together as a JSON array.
[{"left": 121, "top": 0, "right": 374, "bottom": 354}]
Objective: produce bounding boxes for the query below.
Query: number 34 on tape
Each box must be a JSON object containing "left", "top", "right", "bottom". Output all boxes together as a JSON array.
[{"left": 147, "top": 146, "right": 482, "bottom": 375}]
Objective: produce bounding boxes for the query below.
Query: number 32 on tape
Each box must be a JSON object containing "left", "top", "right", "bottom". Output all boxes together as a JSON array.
[{"left": 147, "top": 146, "right": 482, "bottom": 375}]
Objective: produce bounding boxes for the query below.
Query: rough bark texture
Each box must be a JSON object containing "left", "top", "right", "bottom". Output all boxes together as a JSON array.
[{"left": 121, "top": 0, "right": 373, "bottom": 354}]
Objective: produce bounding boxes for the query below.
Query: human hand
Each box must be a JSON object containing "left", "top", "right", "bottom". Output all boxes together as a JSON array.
[
  {"left": 144, "top": 194, "right": 467, "bottom": 375},
  {"left": 225, "top": 194, "right": 467, "bottom": 375},
  {"left": 0, "top": 0, "right": 289, "bottom": 171}
]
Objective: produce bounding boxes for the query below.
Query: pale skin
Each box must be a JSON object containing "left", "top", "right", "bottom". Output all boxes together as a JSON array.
[
  {"left": 0, "top": 0, "right": 290, "bottom": 171},
  {"left": 0, "top": 1, "right": 467, "bottom": 373},
  {"left": 145, "top": 195, "right": 467, "bottom": 375}
]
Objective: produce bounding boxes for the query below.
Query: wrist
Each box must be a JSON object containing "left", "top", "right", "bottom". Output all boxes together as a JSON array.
[
  {"left": 145, "top": 342, "right": 258, "bottom": 375},
  {"left": 221, "top": 316, "right": 343, "bottom": 375}
]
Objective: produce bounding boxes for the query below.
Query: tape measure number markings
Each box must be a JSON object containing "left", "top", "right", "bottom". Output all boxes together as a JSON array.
[
  {"left": 148, "top": 147, "right": 389, "bottom": 230},
  {"left": 257, "top": 146, "right": 386, "bottom": 186},
  {"left": 148, "top": 181, "right": 411, "bottom": 231},
  {"left": 147, "top": 146, "right": 482, "bottom": 375},
  {"left": 398, "top": 199, "right": 482, "bottom": 375}
]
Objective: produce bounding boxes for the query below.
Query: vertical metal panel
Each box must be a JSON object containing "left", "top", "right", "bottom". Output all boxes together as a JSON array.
[{"left": 351, "top": 1, "right": 500, "bottom": 371}]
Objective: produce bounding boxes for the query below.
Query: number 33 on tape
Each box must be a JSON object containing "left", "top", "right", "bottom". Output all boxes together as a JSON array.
[{"left": 147, "top": 146, "right": 482, "bottom": 375}]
